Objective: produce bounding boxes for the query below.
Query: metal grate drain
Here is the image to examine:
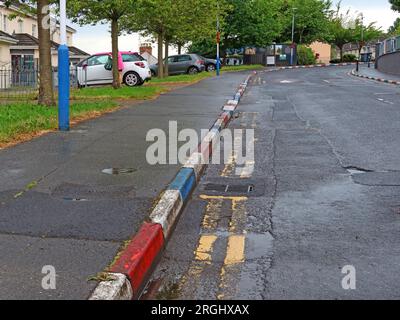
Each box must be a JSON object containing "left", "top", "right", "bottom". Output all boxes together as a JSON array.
[
  {"left": 204, "top": 183, "right": 255, "bottom": 194},
  {"left": 102, "top": 168, "right": 137, "bottom": 175}
]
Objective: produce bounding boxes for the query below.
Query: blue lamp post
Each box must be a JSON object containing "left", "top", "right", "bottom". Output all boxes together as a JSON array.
[
  {"left": 58, "top": 0, "right": 70, "bottom": 131},
  {"left": 216, "top": 1, "right": 220, "bottom": 76}
]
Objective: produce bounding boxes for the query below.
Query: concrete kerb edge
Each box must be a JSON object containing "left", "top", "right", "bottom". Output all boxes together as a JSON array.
[
  {"left": 88, "top": 71, "right": 256, "bottom": 300},
  {"left": 350, "top": 68, "right": 400, "bottom": 86}
]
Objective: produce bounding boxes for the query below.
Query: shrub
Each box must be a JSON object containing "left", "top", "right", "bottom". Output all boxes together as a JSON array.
[
  {"left": 330, "top": 58, "right": 341, "bottom": 64},
  {"left": 297, "top": 45, "right": 316, "bottom": 65},
  {"left": 343, "top": 54, "right": 357, "bottom": 62}
]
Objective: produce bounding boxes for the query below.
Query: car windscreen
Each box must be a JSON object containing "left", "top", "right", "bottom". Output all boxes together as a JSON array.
[{"left": 122, "top": 53, "right": 145, "bottom": 62}]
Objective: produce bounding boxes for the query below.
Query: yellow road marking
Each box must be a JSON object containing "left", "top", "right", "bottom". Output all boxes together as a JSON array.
[
  {"left": 218, "top": 234, "right": 247, "bottom": 300},
  {"left": 194, "top": 235, "right": 218, "bottom": 262},
  {"left": 200, "top": 195, "right": 248, "bottom": 201},
  {"left": 202, "top": 198, "right": 223, "bottom": 231},
  {"left": 224, "top": 235, "right": 246, "bottom": 265},
  {"left": 239, "top": 160, "right": 255, "bottom": 179},
  {"left": 230, "top": 197, "right": 247, "bottom": 233}
]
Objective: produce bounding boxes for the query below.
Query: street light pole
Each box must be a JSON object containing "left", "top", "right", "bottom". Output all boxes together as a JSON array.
[
  {"left": 290, "top": 8, "right": 297, "bottom": 66},
  {"left": 356, "top": 14, "right": 364, "bottom": 73},
  {"left": 216, "top": 2, "right": 220, "bottom": 77},
  {"left": 58, "top": 0, "right": 70, "bottom": 131}
]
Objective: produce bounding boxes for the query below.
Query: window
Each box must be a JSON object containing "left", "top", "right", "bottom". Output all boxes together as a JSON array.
[
  {"left": 3, "top": 15, "right": 8, "bottom": 32},
  {"left": 32, "top": 24, "right": 37, "bottom": 37},
  {"left": 167, "top": 56, "right": 178, "bottom": 63},
  {"left": 122, "top": 54, "right": 141, "bottom": 62},
  {"left": 177, "top": 55, "right": 191, "bottom": 62},
  {"left": 87, "top": 55, "right": 110, "bottom": 66},
  {"left": 18, "top": 20, "right": 24, "bottom": 33}
]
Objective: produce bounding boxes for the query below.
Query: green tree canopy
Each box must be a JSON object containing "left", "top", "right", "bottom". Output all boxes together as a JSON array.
[
  {"left": 67, "top": 0, "right": 137, "bottom": 88},
  {"left": 277, "top": 0, "right": 332, "bottom": 44},
  {"left": 388, "top": 17, "right": 400, "bottom": 35},
  {"left": 389, "top": 0, "right": 400, "bottom": 12},
  {"left": 122, "top": 0, "right": 222, "bottom": 77}
]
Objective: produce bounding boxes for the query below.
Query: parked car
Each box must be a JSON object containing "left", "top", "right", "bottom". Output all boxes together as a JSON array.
[
  {"left": 77, "top": 51, "right": 151, "bottom": 87},
  {"left": 199, "top": 56, "right": 222, "bottom": 72},
  {"left": 150, "top": 54, "right": 205, "bottom": 76}
]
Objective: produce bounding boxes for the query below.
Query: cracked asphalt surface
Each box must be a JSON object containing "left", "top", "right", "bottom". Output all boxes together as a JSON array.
[
  {"left": 146, "top": 66, "right": 400, "bottom": 300},
  {"left": 0, "top": 72, "right": 248, "bottom": 300}
]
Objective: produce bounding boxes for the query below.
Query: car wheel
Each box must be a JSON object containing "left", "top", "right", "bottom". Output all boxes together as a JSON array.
[
  {"left": 207, "top": 64, "right": 216, "bottom": 72},
  {"left": 188, "top": 67, "right": 199, "bottom": 75},
  {"left": 151, "top": 70, "right": 156, "bottom": 77},
  {"left": 124, "top": 72, "right": 140, "bottom": 87}
]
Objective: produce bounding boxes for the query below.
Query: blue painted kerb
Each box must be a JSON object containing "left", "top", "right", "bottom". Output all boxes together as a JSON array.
[{"left": 168, "top": 168, "right": 196, "bottom": 202}]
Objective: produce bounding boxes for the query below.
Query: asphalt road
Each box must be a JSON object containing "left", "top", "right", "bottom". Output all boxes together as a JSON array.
[
  {"left": 0, "top": 72, "right": 248, "bottom": 300},
  {"left": 146, "top": 66, "right": 400, "bottom": 300}
]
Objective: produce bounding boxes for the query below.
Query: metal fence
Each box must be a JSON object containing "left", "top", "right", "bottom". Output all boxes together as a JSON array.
[
  {"left": 377, "top": 36, "right": 400, "bottom": 57},
  {"left": 0, "top": 66, "right": 79, "bottom": 100}
]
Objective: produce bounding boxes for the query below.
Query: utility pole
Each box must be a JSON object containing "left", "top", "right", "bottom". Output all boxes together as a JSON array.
[
  {"left": 58, "top": 0, "right": 70, "bottom": 131},
  {"left": 356, "top": 14, "right": 364, "bottom": 73},
  {"left": 216, "top": 1, "right": 221, "bottom": 76},
  {"left": 290, "top": 8, "right": 297, "bottom": 66}
]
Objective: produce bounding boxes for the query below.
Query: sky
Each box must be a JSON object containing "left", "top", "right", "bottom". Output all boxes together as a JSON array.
[{"left": 70, "top": 0, "right": 399, "bottom": 56}]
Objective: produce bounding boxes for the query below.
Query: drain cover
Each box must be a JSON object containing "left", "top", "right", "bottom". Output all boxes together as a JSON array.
[
  {"left": 63, "top": 197, "right": 88, "bottom": 202},
  {"left": 204, "top": 183, "right": 254, "bottom": 194},
  {"left": 201, "top": 179, "right": 265, "bottom": 197},
  {"left": 102, "top": 168, "right": 137, "bottom": 175}
]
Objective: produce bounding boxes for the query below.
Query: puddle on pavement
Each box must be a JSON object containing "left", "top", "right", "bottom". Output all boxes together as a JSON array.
[
  {"left": 142, "top": 278, "right": 181, "bottom": 300},
  {"left": 102, "top": 168, "right": 137, "bottom": 175}
]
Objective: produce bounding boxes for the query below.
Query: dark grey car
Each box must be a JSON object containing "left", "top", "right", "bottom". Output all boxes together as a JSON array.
[
  {"left": 150, "top": 54, "right": 206, "bottom": 76},
  {"left": 199, "top": 56, "right": 222, "bottom": 72}
]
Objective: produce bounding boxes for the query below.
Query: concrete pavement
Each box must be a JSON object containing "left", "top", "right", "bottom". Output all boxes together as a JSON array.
[
  {"left": 0, "top": 71, "right": 248, "bottom": 300},
  {"left": 146, "top": 66, "right": 400, "bottom": 300}
]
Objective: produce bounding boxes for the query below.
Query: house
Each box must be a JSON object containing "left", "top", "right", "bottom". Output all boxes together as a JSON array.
[
  {"left": 309, "top": 42, "right": 331, "bottom": 64},
  {"left": 337, "top": 38, "right": 386, "bottom": 61},
  {"left": 0, "top": 1, "right": 89, "bottom": 70},
  {"left": 139, "top": 42, "right": 158, "bottom": 65}
]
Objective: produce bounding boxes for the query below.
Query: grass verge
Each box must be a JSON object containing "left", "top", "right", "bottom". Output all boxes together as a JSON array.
[
  {"left": 0, "top": 64, "right": 262, "bottom": 148},
  {"left": 0, "top": 101, "right": 118, "bottom": 148}
]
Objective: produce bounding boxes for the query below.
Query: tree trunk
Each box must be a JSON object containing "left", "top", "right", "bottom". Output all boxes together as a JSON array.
[
  {"left": 339, "top": 45, "right": 344, "bottom": 62},
  {"left": 164, "top": 39, "right": 169, "bottom": 77},
  {"left": 37, "top": 0, "right": 54, "bottom": 106},
  {"left": 157, "top": 32, "right": 164, "bottom": 79},
  {"left": 177, "top": 43, "right": 182, "bottom": 55},
  {"left": 111, "top": 18, "right": 121, "bottom": 89}
]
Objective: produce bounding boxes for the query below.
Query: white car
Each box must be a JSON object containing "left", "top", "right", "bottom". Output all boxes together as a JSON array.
[{"left": 76, "top": 51, "right": 152, "bottom": 87}]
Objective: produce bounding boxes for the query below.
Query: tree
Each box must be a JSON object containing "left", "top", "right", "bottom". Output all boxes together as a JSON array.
[
  {"left": 388, "top": 17, "right": 400, "bottom": 35},
  {"left": 326, "top": 9, "right": 354, "bottom": 61},
  {"left": 352, "top": 16, "right": 382, "bottom": 58},
  {"left": 68, "top": 0, "right": 136, "bottom": 89},
  {"left": 5, "top": 0, "right": 55, "bottom": 106},
  {"left": 389, "top": 0, "right": 400, "bottom": 12},
  {"left": 277, "top": 0, "right": 332, "bottom": 44},
  {"left": 123, "top": 0, "right": 221, "bottom": 78},
  {"left": 223, "top": 0, "right": 283, "bottom": 49}
]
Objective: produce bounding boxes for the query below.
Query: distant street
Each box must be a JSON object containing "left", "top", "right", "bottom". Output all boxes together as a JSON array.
[{"left": 147, "top": 66, "right": 400, "bottom": 300}]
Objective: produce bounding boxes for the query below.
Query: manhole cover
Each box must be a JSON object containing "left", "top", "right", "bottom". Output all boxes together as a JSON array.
[{"left": 102, "top": 168, "right": 137, "bottom": 175}]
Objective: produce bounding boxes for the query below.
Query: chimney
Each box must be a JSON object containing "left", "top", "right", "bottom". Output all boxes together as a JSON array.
[{"left": 140, "top": 42, "right": 152, "bottom": 56}]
